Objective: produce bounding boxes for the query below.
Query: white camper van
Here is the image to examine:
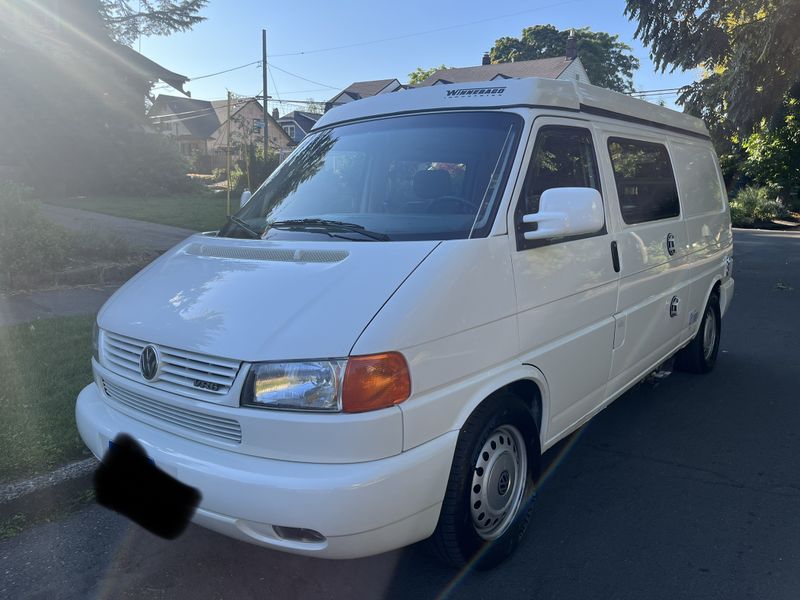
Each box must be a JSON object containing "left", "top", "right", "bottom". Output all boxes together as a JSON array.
[{"left": 76, "top": 78, "right": 734, "bottom": 568}]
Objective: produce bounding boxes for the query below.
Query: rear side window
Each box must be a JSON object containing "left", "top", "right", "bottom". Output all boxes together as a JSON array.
[
  {"left": 608, "top": 138, "right": 680, "bottom": 225},
  {"left": 670, "top": 142, "right": 726, "bottom": 217}
]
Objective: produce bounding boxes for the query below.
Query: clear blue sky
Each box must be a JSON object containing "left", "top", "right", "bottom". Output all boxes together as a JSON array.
[{"left": 140, "top": 0, "right": 698, "bottom": 114}]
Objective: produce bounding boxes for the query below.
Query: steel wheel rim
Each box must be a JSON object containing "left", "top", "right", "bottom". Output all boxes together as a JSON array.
[
  {"left": 703, "top": 307, "right": 717, "bottom": 361},
  {"left": 469, "top": 424, "right": 527, "bottom": 541}
]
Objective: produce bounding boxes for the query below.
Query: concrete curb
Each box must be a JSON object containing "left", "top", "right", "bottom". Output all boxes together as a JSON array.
[{"left": 0, "top": 458, "right": 97, "bottom": 504}]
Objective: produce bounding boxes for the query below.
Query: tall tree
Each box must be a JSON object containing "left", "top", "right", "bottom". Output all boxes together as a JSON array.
[
  {"left": 100, "top": 0, "right": 207, "bottom": 45},
  {"left": 742, "top": 97, "right": 800, "bottom": 204},
  {"left": 0, "top": 1, "right": 204, "bottom": 195},
  {"left": 625, "top": 0, "right": 800, "bottom": 133},
  {"left": 490, "top": 25, "right": 639, "bottom": 92}
]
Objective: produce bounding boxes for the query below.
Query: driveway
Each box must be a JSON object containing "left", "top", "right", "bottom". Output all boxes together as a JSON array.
[{"left": 1, "top": 229, "right": 799, "bottom": 600}]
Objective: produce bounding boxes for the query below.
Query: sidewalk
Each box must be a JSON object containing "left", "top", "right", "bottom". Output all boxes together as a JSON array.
[
  {"left": 0, "top": 205, "right": 195, "bottom": 327},
  {"left": 0, "top": 284, "right": 120, "bottom": 326},
  {"left": 40, "top": 204, "right": 195, "bottom": 252}
]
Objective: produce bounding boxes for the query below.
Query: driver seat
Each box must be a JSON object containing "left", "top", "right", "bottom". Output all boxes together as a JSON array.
[{"left": 413, "top": 169, "right": 452, "bottom": 200}]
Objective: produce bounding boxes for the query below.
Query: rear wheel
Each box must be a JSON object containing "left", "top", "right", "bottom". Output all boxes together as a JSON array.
[
  {"left": 677, "top": 292, "right": 721, "bottom": 373},
  {"left": 427, "top": 392, "right": 540, "bottom": 570}
]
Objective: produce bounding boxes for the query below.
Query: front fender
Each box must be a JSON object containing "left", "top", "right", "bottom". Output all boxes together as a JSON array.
[{"left": 400, "top": 362, "right": 551, "bottom": 452}]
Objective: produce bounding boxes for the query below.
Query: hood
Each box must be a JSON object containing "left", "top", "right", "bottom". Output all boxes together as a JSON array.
[{"left": 98, "top": 235, "right": 439, "bottom": 362}]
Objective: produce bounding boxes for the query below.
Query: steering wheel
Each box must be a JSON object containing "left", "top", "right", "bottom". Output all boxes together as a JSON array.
[{"left": 425, "top": 196, "right": 479, "bottom": 214}]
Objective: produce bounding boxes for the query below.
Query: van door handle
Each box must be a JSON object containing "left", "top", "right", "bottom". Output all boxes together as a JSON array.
[{"left": 610, "top": 241, "right": 620, "bottom": 273}]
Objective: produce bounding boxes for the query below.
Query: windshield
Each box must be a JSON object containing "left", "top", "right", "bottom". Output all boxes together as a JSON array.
[{"left": 218, "top": 112, "right": 522, "bottom": 241}]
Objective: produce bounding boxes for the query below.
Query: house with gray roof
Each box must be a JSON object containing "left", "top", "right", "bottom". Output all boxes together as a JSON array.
[
  {"left": 322, "top": 37, "right": 590, "bottom": 114},
  {"left": 325, "top": 79, "right": 404, "bottom": 112},
  {"left": 148, "top": 95, "right": 293, "bottom": 165},
  {"left": 276, "top": 111, "right": 322, "bottom": 143},
  {"left": 416, "top": 52, "right": 589, "bottom": 87}
]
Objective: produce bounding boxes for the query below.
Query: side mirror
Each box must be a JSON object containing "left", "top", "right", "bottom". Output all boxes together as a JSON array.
[
  {"left": 522, "top": 187, "right": 604, "bottom": 241},
  {"left": 240, "top": 189, "right": 252, "bottom": 208}
]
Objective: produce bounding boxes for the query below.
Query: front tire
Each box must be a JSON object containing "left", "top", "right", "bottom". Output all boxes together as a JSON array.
[
  {"left": 677, "top": 291, "right": 721, "bottom": 373},
  {"left": 427, "top": 393, "right": 540, "bottom": 570}
]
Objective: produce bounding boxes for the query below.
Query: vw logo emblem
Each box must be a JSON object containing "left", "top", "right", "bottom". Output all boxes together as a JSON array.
[
  {"left": 139, "top": 345, "right": 161, "bottom": 382},
  {"left": 666, "top": 233, "right": 676, "bottom": 256},
  {"left": 497, "top": 470, "right": 511, "bottom": 496}
]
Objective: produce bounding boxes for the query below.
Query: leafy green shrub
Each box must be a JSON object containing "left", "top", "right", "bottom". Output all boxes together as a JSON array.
[
  {"left": 228, "top": 168, "right": 247, "bottom": 194},
  {"left": 190, "top": 152, "right": 217, "bottom": 175},
  {"left": 231, "top": 147, "right": 281, "bottom": 194},
  {"left": 729, "top": 185, "right": 789, "bottom": 227},
  {"left": 0, "top": 182, "right": 136, "bottom": 287},
  {"left": 90, "top": 131, "right": 203, "bottom": 197},
  {"left": 19, "top": 127, "right": 202, "bottom": 198},
  {"left": 210, "top": 168, "right": 228, "bottom": 183}
]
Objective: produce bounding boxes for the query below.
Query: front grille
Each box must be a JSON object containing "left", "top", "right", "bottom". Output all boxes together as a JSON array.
[
  {"left": 101, "top": 378, "right": 242, "bottom": 444},
  {"left": 102, "top": 331, "right": 241, "bottom": 401}
]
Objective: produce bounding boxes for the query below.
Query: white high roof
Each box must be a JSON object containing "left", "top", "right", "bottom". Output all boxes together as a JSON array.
[{"left": 314, "top": 78, "right": 708, "bottom": 139}]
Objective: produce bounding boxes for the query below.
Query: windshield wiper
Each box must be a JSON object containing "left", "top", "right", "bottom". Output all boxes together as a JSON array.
[
  {"left": 266, "top": 218, "right": 390, "bottom": 241},
  {"left": 226, "top": 215, "right": 262, "bottom": 239}
]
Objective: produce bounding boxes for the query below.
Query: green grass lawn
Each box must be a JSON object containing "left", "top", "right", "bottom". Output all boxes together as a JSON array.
[
  {"left": 0, "top": 315, "right": 95, "bottom": 483},
  {"left": 44, "top": 193, "right": 231, "bottom": 232}
]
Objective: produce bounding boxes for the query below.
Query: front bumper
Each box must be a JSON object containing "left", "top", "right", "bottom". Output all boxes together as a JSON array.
[{"left": 76, "top": 383, "right": 457, "bottom": 559}]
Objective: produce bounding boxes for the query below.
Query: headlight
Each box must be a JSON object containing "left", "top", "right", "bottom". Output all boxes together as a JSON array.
[
  {"left": 241, "top": 360, "right": 346, "bottom": 412},
  {"left": 241, "top": 353, "right": 412, "bottom": 413}
]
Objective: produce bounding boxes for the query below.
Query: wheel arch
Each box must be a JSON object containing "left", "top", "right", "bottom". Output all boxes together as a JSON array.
[
  {"left": 452, "top": 364, "right": 550, "bottom": 449},
  {"left": 701, "top": 276, "right": 723, "bottom": 316}
]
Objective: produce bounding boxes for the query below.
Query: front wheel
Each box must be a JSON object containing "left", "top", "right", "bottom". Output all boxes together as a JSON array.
[
  {"left": 677, "top": 292, "right": 721, "bottom": 373},
  {"left": 426, "top": 393, "right": 540, "bottom": 570}
]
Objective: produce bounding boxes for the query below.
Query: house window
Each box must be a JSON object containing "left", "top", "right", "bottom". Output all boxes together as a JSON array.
[{"left": 283, "top": 124, "right": 296, "bottom": 138}]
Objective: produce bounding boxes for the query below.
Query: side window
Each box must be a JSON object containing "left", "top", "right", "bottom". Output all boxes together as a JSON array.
[
  {"left": 515, "top": 125, "right": 602, "bottom": 248},
  {"left": 607, "top": 138, "right": 680, "bottom": 224}
]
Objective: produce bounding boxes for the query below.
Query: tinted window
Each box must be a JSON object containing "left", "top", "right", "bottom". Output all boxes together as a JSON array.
[
  {"left": 608, "top": 138, "right": 680, "bottom": 224},
  {"left": 518, "top": 126, "right": 601, "bottom": 215},
  {"left": 515, "top": 126, "right": 602, "bottom": 248},
  {"left": 670, "top": 142, "right": 725, "bottom": 217}
]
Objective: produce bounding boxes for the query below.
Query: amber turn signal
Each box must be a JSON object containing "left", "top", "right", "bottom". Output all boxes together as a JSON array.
[{"left": 342, "top": 352, "right": 411, "bottom": 413}]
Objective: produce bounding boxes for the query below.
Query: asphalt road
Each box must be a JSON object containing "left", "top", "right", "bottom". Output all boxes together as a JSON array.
[{"left": 2, "top": 229, "right": 799, "bottom": 600}]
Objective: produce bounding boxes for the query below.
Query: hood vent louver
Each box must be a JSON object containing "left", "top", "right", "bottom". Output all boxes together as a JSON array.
[{"left": 184, "top": 243, "right": 349, "bottom": 264}]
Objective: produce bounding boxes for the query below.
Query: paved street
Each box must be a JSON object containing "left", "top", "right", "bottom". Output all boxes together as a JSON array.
[{"left": 1, "top": 229, "right": 799, "bottom": 600}]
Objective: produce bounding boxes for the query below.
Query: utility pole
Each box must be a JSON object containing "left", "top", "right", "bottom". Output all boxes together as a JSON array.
[
  {"left": 226, "top": 90, "right": 232, "bottom": 217},
  {"left": 262, "top": 29, "right": 268, "bottom": 161}
]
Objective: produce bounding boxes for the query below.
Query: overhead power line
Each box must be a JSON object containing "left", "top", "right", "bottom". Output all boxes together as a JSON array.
[
  {"left": 628, "top": 87, "right": 683, "bottom": 97},
  {"left": 266, "top": 63, "right": 341, "bottom": 90},
  {"left": 160, "top": 0, "right": 587, "bottom": 88},
  {"left": 189, "top": 61, "right": 261, "bottom": 81},
  {"left": 269, "top": 0, "right": 587, "bottom": 57}
]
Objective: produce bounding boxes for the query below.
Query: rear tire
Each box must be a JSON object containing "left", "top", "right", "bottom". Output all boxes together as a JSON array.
[
  {"left": 426, "top": 392, "right": 540, "bottom": 570},
  {"left": 676, "top": 291, "right": 721, "bottom": 374}
]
